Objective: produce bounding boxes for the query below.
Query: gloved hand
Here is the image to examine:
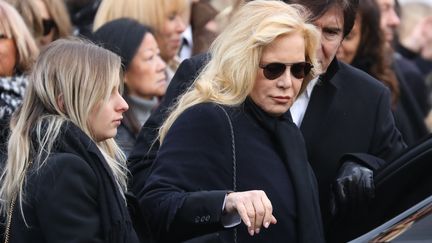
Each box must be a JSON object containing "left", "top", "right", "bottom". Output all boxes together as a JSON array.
[{"left": 330, "top": 161, "right": 375, "bottom": 217}]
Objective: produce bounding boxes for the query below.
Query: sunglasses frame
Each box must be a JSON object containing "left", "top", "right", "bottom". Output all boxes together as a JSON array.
[{"left": 259, "top": 61, "right": 313, "bottom": 80}]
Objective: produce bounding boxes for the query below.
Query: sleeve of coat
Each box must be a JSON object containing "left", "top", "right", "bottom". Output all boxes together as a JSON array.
[
  {"left": 33, "top": 153, "right": 103, "bottom": 243},
  {"left": 340, "top": 87, "right": 407, "bottom": 171},
  {"left": 129, "top": 54, "right": 209, "bottom": 196},
  {"left": 139, "top": 103, "right": 233, "bottom": 242}
]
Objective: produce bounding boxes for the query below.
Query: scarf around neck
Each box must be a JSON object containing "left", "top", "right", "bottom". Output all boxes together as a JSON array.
[
  {"left": 243, "top": 97, "right": 325, "bottom": 243},
  {"left": 51, "top": 122, "right": 138, "bottom": 243}
]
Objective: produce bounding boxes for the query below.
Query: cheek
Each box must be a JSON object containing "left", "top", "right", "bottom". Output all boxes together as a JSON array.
[
  {"left": 250, "top": 79, "right": 269, "bottom": 104},
  {"left": 293, "top": 80, "right": 303, "bottom": 96},
  {"left": 0, "top": 42, "right": 17, "bottom": 73}
]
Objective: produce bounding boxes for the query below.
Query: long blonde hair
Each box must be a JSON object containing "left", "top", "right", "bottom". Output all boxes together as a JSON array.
[
  {"left": 0, "top": 0, "right": 38, "bottom": 74},
  {"left": 0, "top": 38, "right": 128, "bottom": 220},
  {"left": 159, "top": 0, "right": 320, "bottom": 142},
  {"left": 6, "top": 0, "right": 72, "bottom": 41}
]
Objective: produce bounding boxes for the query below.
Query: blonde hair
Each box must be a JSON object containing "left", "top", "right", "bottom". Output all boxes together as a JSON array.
[
  {"left": 0, "top": 0, "right": 38, "bottom": 74},
  {"left": 0, "top": 38, "right": 128, "bottom": 221},
  {"left": 399, "top": 2, "right": 432, "bottom": 43},
  {"left": 6, "top": 0, "right": 72, "bottom": 41},
  {"left": 159, "top": 0, "right": 320, "bottom": 142},
  {"left": 94, "top": 0, "right": 187, "bottom": 32}
]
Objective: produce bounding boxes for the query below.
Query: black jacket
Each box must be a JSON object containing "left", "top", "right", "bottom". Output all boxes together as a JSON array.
[
  {"left": 7, "top": 123, "right": 140, "bottom": 243},
  {"left": 140, "top": 102, "right": 324, "bottom": 243}
]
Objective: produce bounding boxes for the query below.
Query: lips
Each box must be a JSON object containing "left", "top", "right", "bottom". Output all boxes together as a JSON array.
[
  {"left": 272, "top": 96, "right": 292, "bottom": 103},
  {"left": 113, "top": 117, "right": 123, "bottom": 126}
]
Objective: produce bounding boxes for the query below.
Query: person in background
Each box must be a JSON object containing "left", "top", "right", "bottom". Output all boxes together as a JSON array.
[
  {"left": 139, "top": 1, "right": 324, "bottom": 242},
  {"left": 0, "top": 38, "right": 143, "bottom": 243},
  {"left": 397, "top": 0, "right": 432, "bottom": 77},
  {"left": 93, "top": 18, "right": 167, "bottom": 156},
  {"left": 178, "top": 0, "right": 219, "bottom": 61},
  {"left": 93, "top": 0, "right": 187, "bottom": 83},
  {"left": 0, "top": 1, "right": 38, "bottom": 237},
  {"left": 65, "top": 0, "right": 101, "bottom": 38},
  {"left": 0, "top": 0, "right": 38, "bottom": 158},
  {"left": 397, "top": 0, "right": 432, "bottom": 118},
  {"left": 6, "top": 0, "right": 72, "bottom": 46},
  {"left": 374, "top": 0, "right": 429, "bottom": 145},
  {"left": 336, "top": 0, "right": 428, "bottom": 147}
]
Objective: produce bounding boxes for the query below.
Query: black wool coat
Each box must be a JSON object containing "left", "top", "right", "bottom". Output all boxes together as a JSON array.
[
  {"left": 7, "top": 123, "right": 140, "bottom": 243},
  {"left": 140, "top": 102, "right": 324, "bottom": 243}
]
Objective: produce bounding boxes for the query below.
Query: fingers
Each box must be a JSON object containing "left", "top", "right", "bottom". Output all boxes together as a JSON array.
[
  {"left": 244, "top": 200, "right": 256, "bottom": 235},
  {"left": 235, "top": 202, "right": 251, "bottom": 229},
  {"left": 225, "top": 190, "right": 276, "bottom": 236},
  {"left": 261, "top": 196, "right": 274, "bottom": 229}
]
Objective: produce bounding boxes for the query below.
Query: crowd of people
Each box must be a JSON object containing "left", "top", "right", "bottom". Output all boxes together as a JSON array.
[{"left": 0, "top": 0, "right": 431, "bottom": 242}]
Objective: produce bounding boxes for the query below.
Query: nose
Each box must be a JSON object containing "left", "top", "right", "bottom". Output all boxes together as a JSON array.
[
  {"left": 175, "top": 16, "right": 186, "bottom": 33},
  {"left": 157, "top": 55, "right": 167, "bottom": 72},
  {"left": 116, "top": 93, "right": 129, "bottom": 113},
  {"left": 277, "top": 69, "right": 293, "bottom": 89},
  {"left": 388, "top": 9, "right": 401, "bottom": 27}
]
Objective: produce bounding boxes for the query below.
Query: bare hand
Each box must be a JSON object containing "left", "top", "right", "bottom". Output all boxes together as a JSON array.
[{"left": 224, "top": 190, "right": 277, "bottom": 236}]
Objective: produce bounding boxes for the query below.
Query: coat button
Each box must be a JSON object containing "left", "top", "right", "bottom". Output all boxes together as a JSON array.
[
  {"left": 200, "top": 216, "right": 206, "bottom": 223},
  {"left": 194, "top": 216, "right": 200, "bottom": 223},
  {"left": 205, "top": 215, "right": 210, "bottom": 221}
]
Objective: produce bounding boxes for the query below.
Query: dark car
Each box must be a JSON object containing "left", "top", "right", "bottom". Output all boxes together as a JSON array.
[
  {"left": 336, "top": 134, "right": 432, "bottom": 242},
  {"left": 349, "top": 194, "right": 432, "bottom": 242}
]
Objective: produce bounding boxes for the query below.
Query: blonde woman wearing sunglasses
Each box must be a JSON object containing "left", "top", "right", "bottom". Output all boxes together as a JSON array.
[{"left": 136, "top": 1, "right": 324, "bottom": 242}]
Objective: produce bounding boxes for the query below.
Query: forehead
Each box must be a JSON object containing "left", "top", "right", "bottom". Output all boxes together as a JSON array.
[
  {"left": 376, "top": 0, "right": 395, "bottom": 8},
  {"left": 140, "top": 33, "right": 157, "bottom": 48},
  {"left": 313, "top": 5, "right": 344, "bottom": 29},
  {"left": 261, "top": 33, "right": 306, "bottom": 62}
]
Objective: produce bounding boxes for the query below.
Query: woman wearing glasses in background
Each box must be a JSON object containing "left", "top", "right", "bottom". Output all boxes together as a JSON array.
[
  {"left": 0, "top": 0, "right": 38, "bottom": 161},
  {"left": 137, "top": 1, "right": 325, "bottom": 242},
  {"left": 6, "top": 0, "right": 72, "bottom": 46}
]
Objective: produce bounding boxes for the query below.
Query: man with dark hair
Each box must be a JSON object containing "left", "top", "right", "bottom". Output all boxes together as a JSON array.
[{"left": 129, "top": 0, "right": 407, "bottom": 241}]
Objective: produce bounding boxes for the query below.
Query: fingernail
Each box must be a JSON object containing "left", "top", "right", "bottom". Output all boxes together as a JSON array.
[
  {"left": 255, "top": 228, "right": 260, "bottom": 234},
  {"left": 249, "top": 229, "right": 254, "bottom": 236},
  {"left": 264, "top": 222, "right": 269, "bottom": 228}
]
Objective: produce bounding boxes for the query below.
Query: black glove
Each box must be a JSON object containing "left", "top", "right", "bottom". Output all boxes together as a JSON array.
[{"left": 330, "top": 161, "right": 375, "bottom": 217}]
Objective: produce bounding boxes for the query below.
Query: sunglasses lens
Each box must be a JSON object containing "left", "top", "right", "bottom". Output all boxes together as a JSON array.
[
  {"left": 42, "top": 19, "right": 55, "bottom": 36},
  {"left": 291, "top": 62, "right": 312, "bottom": 79},
  {"left": 263, "top": 63, "right": 286, "bottom": 80}
]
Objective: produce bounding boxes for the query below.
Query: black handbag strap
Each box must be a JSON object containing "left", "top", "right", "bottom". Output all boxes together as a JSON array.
[
  {"left": 217, "top": 105, "right": 237, "bottom": 191},
  {"left": 216, "top": 105, "right": 238, "bottom": 243}
]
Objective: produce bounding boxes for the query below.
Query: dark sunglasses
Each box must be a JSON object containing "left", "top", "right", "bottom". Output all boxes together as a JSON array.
[
  {"left": 42, "top": 19, "right": 56, "bottom": 36},
  {"left": 259, "top": 61, "right": 313, "bottom": 80}
]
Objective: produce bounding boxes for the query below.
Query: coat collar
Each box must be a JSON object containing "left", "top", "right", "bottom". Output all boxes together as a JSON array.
[{"left": 300, "top": 59, "right": 340, "bottom": 140}]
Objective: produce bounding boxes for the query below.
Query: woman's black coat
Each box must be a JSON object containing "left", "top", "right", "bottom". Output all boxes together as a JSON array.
[
  {"left": 7, "top": 123, "right": 140, "bottom": 243},
  {"left": 140, "top": 102, "right": 324, "bottom": 243}
]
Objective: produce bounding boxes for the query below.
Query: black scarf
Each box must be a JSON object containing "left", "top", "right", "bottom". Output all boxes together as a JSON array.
[
  {"left": 244, "top": 98, "right": 325, "bottom": 243},
  {"left": 53, "top": 122, "right": 138, "bottom": 243}
]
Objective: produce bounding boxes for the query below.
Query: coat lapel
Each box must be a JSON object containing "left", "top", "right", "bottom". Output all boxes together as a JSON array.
[{"left": 300, "top": 59, "right": 340, "bottom": 143}]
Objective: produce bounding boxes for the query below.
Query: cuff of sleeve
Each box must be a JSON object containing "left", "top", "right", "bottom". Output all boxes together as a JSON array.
[{"left": 221, "top": 193, "right": 241, "bottom": 228}]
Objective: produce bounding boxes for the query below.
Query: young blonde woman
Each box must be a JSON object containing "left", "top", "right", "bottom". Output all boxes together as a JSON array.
[
  {"left": 0, "top": 39, "right": 141, "bottom": 243},
  {"left": 138, "top": 1, "right": 325, "bottom": 242}
]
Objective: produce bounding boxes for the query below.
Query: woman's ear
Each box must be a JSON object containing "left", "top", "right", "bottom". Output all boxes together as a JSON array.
[{"left": 56, "top": 93, "right": 65, "bottom": 113}]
